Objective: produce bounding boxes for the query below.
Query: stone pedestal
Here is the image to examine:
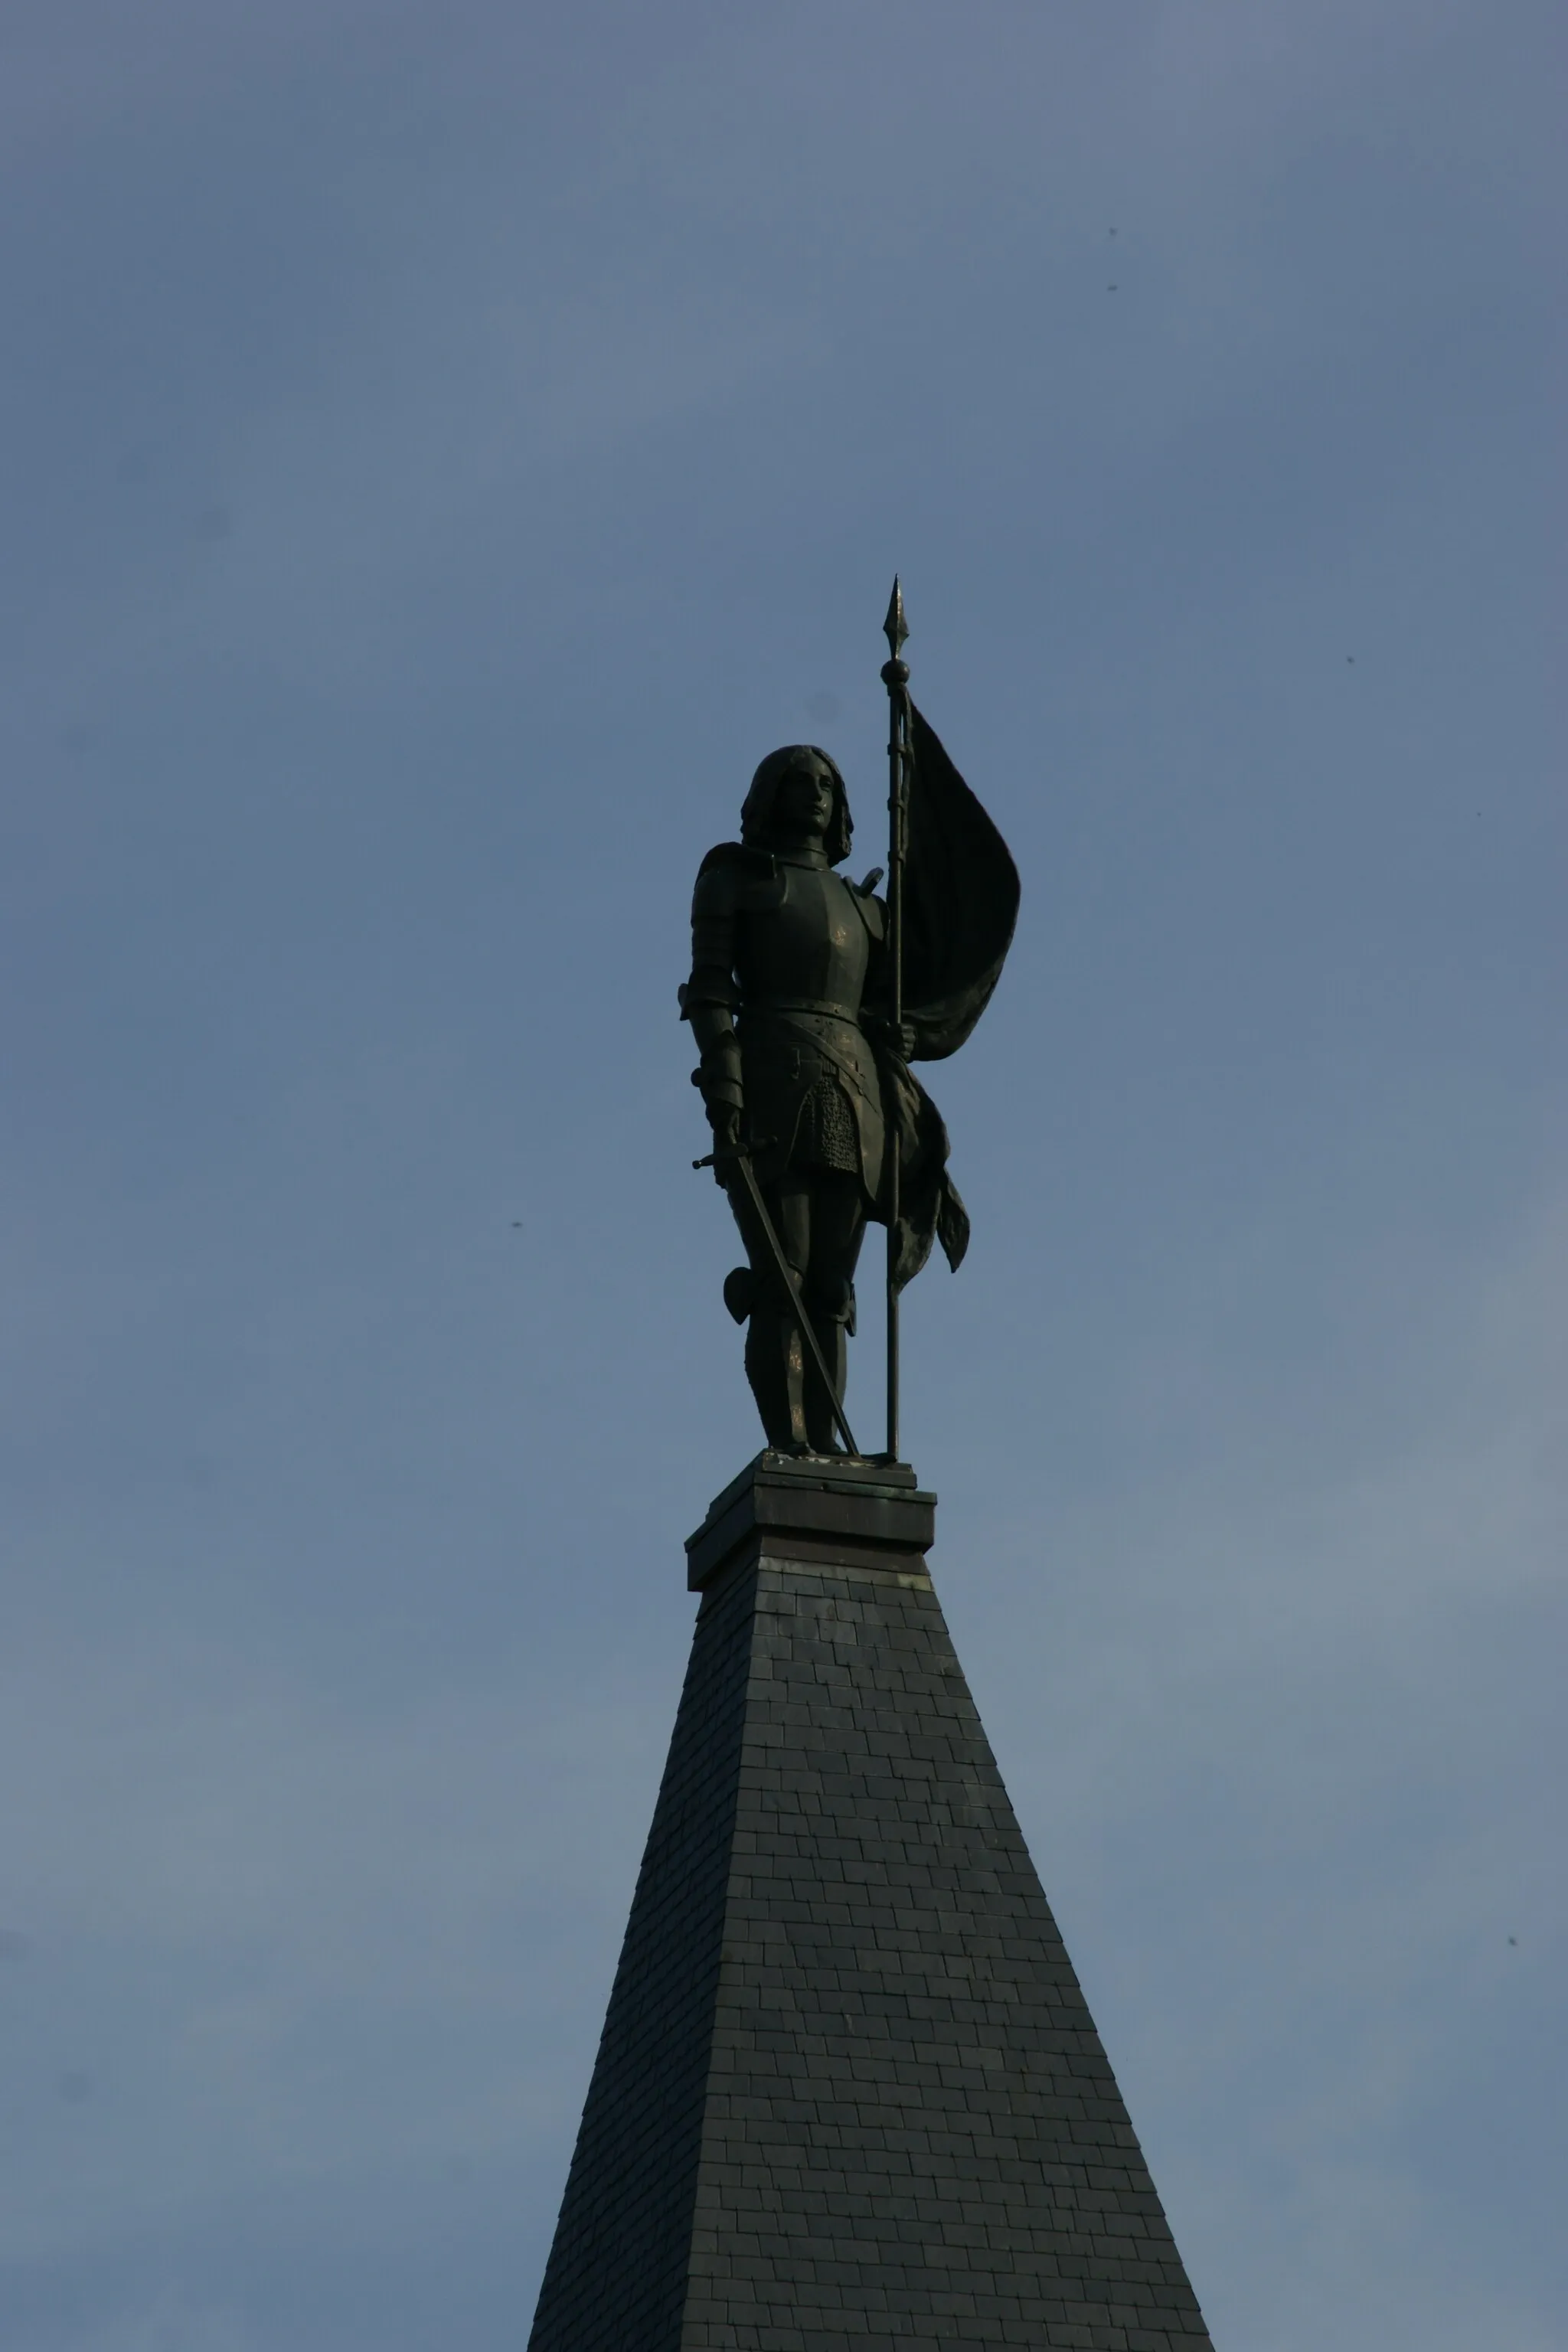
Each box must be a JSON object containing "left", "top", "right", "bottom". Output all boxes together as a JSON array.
[{"left": 528, "top": 1455, "right": 1213, "bottom": 2350}]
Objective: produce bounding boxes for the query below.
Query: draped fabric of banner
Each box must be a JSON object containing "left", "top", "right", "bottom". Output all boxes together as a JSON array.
[
  {"left": 877, "top": 701, "right": 1021, "bottom": 1292},
  {"left": 903, "top": 702, "right": 1021, "bottom": 1062}
]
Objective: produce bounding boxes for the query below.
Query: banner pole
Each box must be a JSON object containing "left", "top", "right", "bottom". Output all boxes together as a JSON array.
[{"left": 880, "top": 579, "right": 911, "bottom": 1463}]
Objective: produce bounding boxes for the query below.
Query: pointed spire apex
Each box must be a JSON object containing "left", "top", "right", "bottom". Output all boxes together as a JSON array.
[{"left": 883, "top": 576, "right": 909, "bottom": 658}]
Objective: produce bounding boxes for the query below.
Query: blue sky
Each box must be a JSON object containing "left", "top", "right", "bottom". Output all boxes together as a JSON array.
[{"left": 2, "top": 2, "right": 1563, "bottom": 2344}]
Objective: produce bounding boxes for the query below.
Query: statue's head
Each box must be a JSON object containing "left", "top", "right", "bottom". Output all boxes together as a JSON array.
[{"left": 741, "top": 744, "right": 852, "bottom": 863}]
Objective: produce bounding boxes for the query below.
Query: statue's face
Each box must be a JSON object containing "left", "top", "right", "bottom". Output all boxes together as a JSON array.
[{"left": 771, "top": 760, "right": 836, "bottom": 845}]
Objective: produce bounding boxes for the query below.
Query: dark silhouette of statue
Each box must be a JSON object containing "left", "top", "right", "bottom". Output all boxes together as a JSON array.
[{"left": 682, "top": 704, "right": 1018, "bottom": 1455}]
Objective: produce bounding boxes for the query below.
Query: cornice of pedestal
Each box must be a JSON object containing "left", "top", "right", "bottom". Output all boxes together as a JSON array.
[{"left": 684, "top": 1449, "right": 937, "bottom": 1594}]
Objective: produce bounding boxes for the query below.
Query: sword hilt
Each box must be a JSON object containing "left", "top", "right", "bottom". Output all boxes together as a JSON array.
[{"left": 691, "top": 1137, "right": 775, "bottom": 1171}]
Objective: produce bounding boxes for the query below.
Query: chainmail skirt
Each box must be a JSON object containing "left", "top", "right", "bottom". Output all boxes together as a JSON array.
[{"left": 792, "top": 1080, "right": 861, "bottom": 1175}]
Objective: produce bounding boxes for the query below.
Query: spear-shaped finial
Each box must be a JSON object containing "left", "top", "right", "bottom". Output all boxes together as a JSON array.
[{"left": 883, "top": 576, "right": 909, "bottom": 661}]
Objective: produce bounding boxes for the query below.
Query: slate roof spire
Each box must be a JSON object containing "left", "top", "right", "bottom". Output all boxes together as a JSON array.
[{"left": 528, "top": 1455, "right": 1214, "bottom": 2350}]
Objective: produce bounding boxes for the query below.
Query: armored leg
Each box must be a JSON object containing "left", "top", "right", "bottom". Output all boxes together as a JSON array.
[
  {"left": 801, "top": 1312, "right": 848, "bottom": 1455},
  {"left": 725, "top": 1169, "right": 867, "bottom": 1455},
  {"left": 727, "top": 1174, "right": 811, "bottom": 1451},
  {"left": 800, "top": 1173, "right": 866, "bottom": 1454},
  {"left": 743, "top": 1304, "right": 808, "bottom": 1451}
]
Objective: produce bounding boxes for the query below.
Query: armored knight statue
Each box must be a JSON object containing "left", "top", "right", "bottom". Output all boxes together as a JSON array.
[
  {"left": 682, "top": 745, "right": 887, "bottom": 1452},
  {"left": 682, "top": 650, "right": 1020, "bottom": 1455}
]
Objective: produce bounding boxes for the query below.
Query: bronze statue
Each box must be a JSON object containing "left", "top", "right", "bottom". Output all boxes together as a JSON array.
[{"left": 682, "top": 586, "right": 1019, "bottom": 1458}]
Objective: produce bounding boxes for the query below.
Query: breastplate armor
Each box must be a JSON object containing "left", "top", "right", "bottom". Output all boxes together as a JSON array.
[{"left": 733, "top": 864, "right": 871, "bottom": 1014}]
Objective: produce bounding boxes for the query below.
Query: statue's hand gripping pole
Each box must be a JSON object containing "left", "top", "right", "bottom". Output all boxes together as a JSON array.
[{"left": 692, "top": 1141, "right": 861, "bottom": 1459}]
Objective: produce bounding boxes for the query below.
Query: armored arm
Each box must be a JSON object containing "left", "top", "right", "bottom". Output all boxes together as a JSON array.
[{"left": 682, "top": 858, "right": 743, "bottom": 1138}]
